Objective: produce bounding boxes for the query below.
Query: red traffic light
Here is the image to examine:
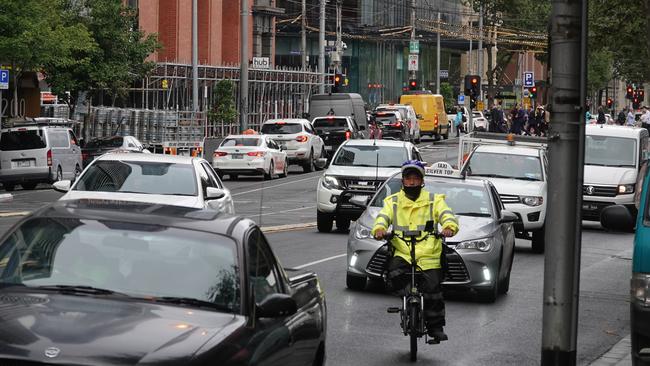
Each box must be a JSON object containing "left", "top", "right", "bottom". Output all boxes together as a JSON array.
[
  {"left": 334, "top": 75, "right": 341, "bottom": 83},
  {"left": 531, "top": 86, "right": 537, "bottom": 93},
  {"left": 471, "top": 78, "right": 478, "bottom": 85},
  {"left": 410, "top": 80, "right": 417, "bottom": 87}
]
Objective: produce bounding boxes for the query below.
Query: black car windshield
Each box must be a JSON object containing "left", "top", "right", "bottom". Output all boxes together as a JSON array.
[
  {"left": 332, "top": 145, "right": 408, "bottom": 168},
  {"left": 0, "top": 130, "right": 47, "bottom": 151},
  {"left": 74, "top": 160, "right": 198, "bottom": 196},
  {"left": 466, "top": 152, "right": 543, "bottom": 181},
  {"left": 585, "top": 136, "right": 637, "bottom": 167},
  {"left": 220, "top": 137, "right": 261, "bottom": 147},
  {"left": 0, "top": 217, "right": 241, "bottom": 312},
  {"left": 313, "top": 118, "right": 349, "bottom": 128},
  {"left": 374, "top": 114, "right": 398, "bottom": 124},
  {"left": 86, "top": 137, "right": 124, "bottom": 149},
  {"left": 371, "top": 177, "right": 493, "bottom": 216},
  {"left": 261, "top": 123, "right": 302, "bottom": 134}
]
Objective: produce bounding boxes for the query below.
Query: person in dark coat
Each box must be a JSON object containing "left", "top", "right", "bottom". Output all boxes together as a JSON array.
[{"left": 597, "top": 106, "right": 606, "bottom": 124}]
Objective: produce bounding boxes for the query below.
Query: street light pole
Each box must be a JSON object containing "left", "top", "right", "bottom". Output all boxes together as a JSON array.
[
  {"left": 239, "top": 0, "right": 249, "bottom": 131},
  {"left": 319, "top": 0, "right": 326, "bottom": 94},
  {"left": 192, "top": 0, "right": 198, "bottom": 140},
  {"left": 436, "top": 12, "right": 441, "bottom": 94},
  {"left": 301, "top": 0, "right": 307, "bottom": 71}
]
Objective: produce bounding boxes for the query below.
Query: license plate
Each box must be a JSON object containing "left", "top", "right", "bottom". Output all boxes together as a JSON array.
[
  {"left": 231, "top": 154, "right": 243, "bottom": 159},
  {"left": 325, "top": 145, "right": 333, "bottom": 151},
  {"left": 582, "top": 204, "right": 597, "bottom": 211},
  {"left": 16, "top": 160, "right": 31, "bottom": 168}
]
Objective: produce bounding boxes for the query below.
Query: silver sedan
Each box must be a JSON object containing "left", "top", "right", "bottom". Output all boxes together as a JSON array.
[{"left": 346, "top": 173, "right": 517, "bottom": 302}]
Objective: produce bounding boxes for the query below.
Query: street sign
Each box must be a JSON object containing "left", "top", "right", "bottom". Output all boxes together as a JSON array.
[
  {"left": 409, "top": 40, "right": 419, "bottom": 54},
  {"left": 252, "top": 57, "right": 271, "bottom": 69},
  {"left": 523, "top": 72, "right": 534, "bottom": 87},
  {"left": 457, "top": 94, "right": 465, "bottom": 104},
  {"left": 0, "top": 69, "right": 8, "bottom": 90},
  {"left": 408, "top": 54, "right": 419, "bottom": 71},
  {"left": 523, "top": 89, "right": 530, "bottom": 97},
  {"left": 477, "top": 101, "right": 484, "bottom": 110},
  {"left": 439, "top": 69, "right": 449, "bottom": 78}
]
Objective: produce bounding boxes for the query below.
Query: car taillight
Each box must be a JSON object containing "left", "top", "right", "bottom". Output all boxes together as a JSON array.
[
  {"left": 296, "top": 135, "right": 308, "bottom": 143},
  {"left": 47, "top": 149, "right": 52, "bottom": 166},
  {"left": 214, "top": 151, "right": 228, "bottom": 157},
  {"left": 247, "top": 151, "right": 266, "bottom": 157},
  {"left": 435, "top": 113, "right": 439, "bottom": 126},
  {"left": 395, "top": 122, "right": 402, "bottom": 128},
  {"left": 345, "top": 130, "right": 351, "bottom": 140}
]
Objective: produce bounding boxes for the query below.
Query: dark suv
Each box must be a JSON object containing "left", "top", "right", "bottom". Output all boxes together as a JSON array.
[{"left": 312, "top": 116, "right": 365, "bottom": 157}]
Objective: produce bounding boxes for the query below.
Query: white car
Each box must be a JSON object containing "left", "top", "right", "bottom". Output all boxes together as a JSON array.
[
  {"left": 260, "top": 118, "right": 325, "bottom": 172},
  {"left": 471, "top": 111, "right": 489, "bottom": 131},
  {"left": 316, "top": 139, "right": 423, "bottom": 232},
  {"left": 375, "top": 104, "right": 421, "bottom": 143},
  {"left": 463, "top": 143, "right": 548, "bottom": 253},
  {"left": 212, "top": 134, "right": 288, "bottom": 180},
  {"left": 53, "top": 153, "right": 234, "bottom": 213}
]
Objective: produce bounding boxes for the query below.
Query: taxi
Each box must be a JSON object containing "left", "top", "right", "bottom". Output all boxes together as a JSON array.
[
  {"left": 346, "top": 162, "right": 518, "bottom": 302},
  {"left": 212, "top": 134, "right": 288, "bottom": 180}
]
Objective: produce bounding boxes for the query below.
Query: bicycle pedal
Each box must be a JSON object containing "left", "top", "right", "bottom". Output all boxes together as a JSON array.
[
  {"left": 386, "top": 307, "right": 400, "bottom": 313},
  {"left": 427, "top": 338, "right": 440, "bottom": 345}
]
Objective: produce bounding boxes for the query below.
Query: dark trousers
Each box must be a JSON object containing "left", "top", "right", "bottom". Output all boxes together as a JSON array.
[{"left": 388, "top": 256, "right": 445, "bottom": 329}]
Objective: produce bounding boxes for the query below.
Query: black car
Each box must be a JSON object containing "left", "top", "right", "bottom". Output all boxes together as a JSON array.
[
  {"left": 0, "top": 200, "right": 326, "bottom": 365},
  {"left": 372, "top": 111, "right": 409, "bottom": 141},
  {"left": 312, "top": 115, "right": 365, "bottom": 157},
  {"left": 82, "top": 135, "right": 146, "bottom": 166}
]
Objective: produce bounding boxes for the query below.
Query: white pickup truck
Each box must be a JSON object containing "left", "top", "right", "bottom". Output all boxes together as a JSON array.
[{"left": 459, "top": 132, "right": 548, "bottom": 253}]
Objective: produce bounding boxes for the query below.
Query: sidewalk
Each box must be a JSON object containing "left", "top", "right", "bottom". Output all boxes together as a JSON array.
[{"left": 589, "top": 335, "right": 631, "bottom": 366}]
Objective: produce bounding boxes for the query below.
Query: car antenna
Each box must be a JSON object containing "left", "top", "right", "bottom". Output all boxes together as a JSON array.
[{"left": 374, "top": 136, "right": 379, "bottom": 184}]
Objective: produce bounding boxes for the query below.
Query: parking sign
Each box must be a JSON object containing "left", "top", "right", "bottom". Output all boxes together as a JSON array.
[
  {"left": 523, "top": 72, "right": 534, "bottom": 88},
  {"left": 0, "top": 70, "right": 8, "bottom": 90}
]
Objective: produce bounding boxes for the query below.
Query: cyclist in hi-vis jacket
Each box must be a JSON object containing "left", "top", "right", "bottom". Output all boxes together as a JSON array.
[{"left": 372, "top": 160, "right": 459, "bottom": 341}]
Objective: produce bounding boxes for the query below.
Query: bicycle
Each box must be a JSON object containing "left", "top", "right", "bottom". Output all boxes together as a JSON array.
[{"left": 384, "top": 226, "right": 447, "bottom": 362}]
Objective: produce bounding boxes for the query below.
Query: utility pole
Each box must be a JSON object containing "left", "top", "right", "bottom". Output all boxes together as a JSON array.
[
  {"left": 436, "top": 12, "right": 441, "bottom": 94},
  {"left": 478, "top": 0, "right": 483, "bottom": 99},
  {"left": 468, "top": 21, "right": 473, "bottom": 74},
  {"left": 332, "top": 0, "right": 343, "bottom": 74},
  {"left": 541, "top": 0, "right": 586, "bottom": 364},
  {"left": 239, "top": 0, "right": 249, "bottom": 131},
  {"left": 410, "top": 0, "right": 417, "bottom": 84},
  {"left": 318, "top": 0, "right": 326, "bottom": 94},
  {"left": 301, "top": 0, "right": 307, "bottom": 71},
  {"left": 192, "top": 0, "right": 198, "bottom": 139}
]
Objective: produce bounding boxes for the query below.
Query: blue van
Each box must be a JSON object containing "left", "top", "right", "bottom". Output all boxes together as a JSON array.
[{"left": 601, "top": 158, "right": 650, "bottom": 365}]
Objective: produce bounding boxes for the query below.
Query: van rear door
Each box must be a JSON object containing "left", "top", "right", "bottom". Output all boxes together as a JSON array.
[{"left": 0, "top": 128, "right": 48, "bottom": 172}]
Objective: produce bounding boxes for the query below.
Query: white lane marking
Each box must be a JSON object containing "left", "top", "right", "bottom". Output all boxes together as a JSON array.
[
  {"left": 290, "top": 253, "right": 346, "bottom": 270},
  {"left": 245, "top": 205, "right": 316, "bottom": 217},
  {"left": 0, "top": 211, "right": 31, "bottom": 217},
  {"left": 231, "top": 175, "right": 320, "bottom": 197},
  {"left": 261, "top": 222, "right": 316, "bottom": 233}
]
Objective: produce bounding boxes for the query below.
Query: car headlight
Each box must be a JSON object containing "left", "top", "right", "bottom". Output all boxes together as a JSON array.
[
  {"left": 455, "top": 237, "right": 493, "bottom": 252},
  {"left": 354, "top": 223, "right": 373, "bottom": 240},
  {"left": 321, "top": 175, "right": 341, "bottom": 190},
  {"left": 618, "top": 184, "right": 635, "bottom": 194},
  {"left": 631, "top": 273, "right": 650, "bottom": 307},
  {"left": 521, "top": 196, "right": 544, "bottom": 206}
]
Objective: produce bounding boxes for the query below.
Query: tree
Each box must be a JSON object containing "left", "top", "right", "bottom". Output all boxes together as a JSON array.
[
  {"left": 0, "top": 0, "right": 93, "bottom": 119},
  {"left": 208, "top": 80, "right": 238, "bottom": 130},
  {"left": 439, "top": 82, "right": 455, "bottom": 111},
  {"left": 43, "top": 0, "right": 160, "bottom": 138}
]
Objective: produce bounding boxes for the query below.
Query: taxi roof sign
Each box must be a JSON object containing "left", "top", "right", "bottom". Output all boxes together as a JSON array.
[{"left": 425, "top": 161, "right": 461, "bottom": 178}]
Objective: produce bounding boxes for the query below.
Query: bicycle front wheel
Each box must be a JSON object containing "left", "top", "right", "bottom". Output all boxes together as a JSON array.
[{"left": 409, "top": 305, "right": 418, "bottom": 362}]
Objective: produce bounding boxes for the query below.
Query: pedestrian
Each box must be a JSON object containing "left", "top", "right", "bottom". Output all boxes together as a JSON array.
[
  {"left": 489, "top": 104, "right": 500, "bottom": 132},
  {"left": 641, "top": 106, "right": 650, "bottom": 132},
  {"left": 585, "top": 110, "right": 592, "bottom": 123},
  {"left": 510, "top": 104, "right": 526, "bottom": 135},
  {"left": 528, "top": 106, "right": 544, "bottom": 136},
  {"left": 454, "top": 107, "right": 463, "bottom": 137},
  {"left": 617, "top": 108, "right": 627, "bottom": 125},
  {"left": 627, "top": 108, "right": 636, "bottom": 126},
  {"left": 597, "top": 106, "right": 606, "bottom": 124}
]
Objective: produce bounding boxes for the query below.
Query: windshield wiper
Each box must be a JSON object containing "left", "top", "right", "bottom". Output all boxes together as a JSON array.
[
  {"left": 36, "top": 285, "right": 129, "bottom": 296},
  {"left": 511, "top": 176, "right": 541, "bottom": 181},
  {"left": 153, "top": 296, "right": 233, "bottom": 313},
  {"left": 455, "top": 212, "right": 492, "bottom": 217},
  {"left": 469, "top": 173, "right": 513, "bottom": 179}
]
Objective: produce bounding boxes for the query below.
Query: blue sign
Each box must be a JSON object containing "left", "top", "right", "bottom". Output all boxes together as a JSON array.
[
  {"left": 523, "top": 72, "right": 534, "bottom": 88},
  {"left": 0, "top": 69, "right": 8, "bottom": 90},
  {"left": 458, "top": 94, "right": 465, "bottom": 104}
]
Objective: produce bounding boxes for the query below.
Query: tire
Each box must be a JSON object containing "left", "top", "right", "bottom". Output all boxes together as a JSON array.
[
  {"left": 312, "top": 342, "right": 326, "bottom": 366},
  {"left": 443, "top": 126, "right": 449, "bottom": 139},
  {"left": 346, "top": 273, "right": 366, "bottom": 290},
  {"left": 409, "top": 305, "right": 418, "bottom": 362},
  {"left": 532, "top": 227, "right": 545, "bottom": 254},
  {"left": 315, "top": 148, "right": 326, "bottom": 171},
  {"left": 264, "top": 161, "right": 275, "bottom": 180},
  {"left": 3, "top": 183, "right": 15, "bottom": 192},
  {"left": 21, "top": 182, "right": 38, "bottom": 190},
  {"left": 279, "top": 160, "right": 288, "bottom": 178},
  {"left": 336, "top": 217, "right": 351, "bottom": 232},
  {"left": 499, "top": 251, "right": 514, "bottom": 294},
  {"left": 303, "top": 149, "right": 315, "bottom": 173},
  {"left": 317, "top": 211, "right": 333, "bottom": 233}
]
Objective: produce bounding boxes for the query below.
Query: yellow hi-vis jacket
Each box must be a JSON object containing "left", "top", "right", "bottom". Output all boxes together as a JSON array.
[{"left": 371, "top": 189, "right": 459, "bottom": 270}]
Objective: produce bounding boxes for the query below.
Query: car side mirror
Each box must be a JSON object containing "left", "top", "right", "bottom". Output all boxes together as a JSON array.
[
  {"left": 499, "top": 210, "right": 519, "bottom": 224},
  {"left": 600, "top": 205, "right": 635, "bottom": 232},
  {"left": 315, "top": 157, "right": 328, "bottom": 170},
  {"left": 416, "top": 114, "right": 423, "bottom": 119},
  {"left": 256, "top": 293, "right": 297, "bottom": 318},
  {"left": 205, "top": 187, "right": 226, "bottom": 200},
  {"left": 279, "top": 144, "right": 286, "bottom": 151},
  {"left": 359, "top": 125, "right": 366, "bottom": 131},
  {"left": 53, "top": 180, "right": 72, "bottom": 193},
  {"left": 349, "top": 195, "right": 370, "bottom": 208}
]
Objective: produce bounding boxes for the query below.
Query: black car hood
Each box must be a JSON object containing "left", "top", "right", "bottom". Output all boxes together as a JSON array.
[{"left": 0, "top": 290, "right": 245, "bottom": 365}]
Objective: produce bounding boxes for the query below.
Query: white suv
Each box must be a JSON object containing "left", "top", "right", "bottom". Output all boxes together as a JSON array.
[
  {"left": 261, "top": 119, "right": 325, "bottom": 172},
  {"left": 316, "top": 139, "right": 422, "bottom": 232}
]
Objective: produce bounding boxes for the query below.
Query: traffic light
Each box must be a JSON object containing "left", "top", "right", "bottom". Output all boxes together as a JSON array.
[
  {"left": 464, "top": 75, "right": 480, "bottom": 96},
  {"left": 638, "top": 88, "right": 645, "bottom": 99},
  {"left": 408, "top": 78, "right": 418, "bottom": 91},
  {"left": 627, "top": 85, "right": 634, "bottom": 99},
  {"left": 606, "top": 98, "right": 613, "bottom": 108},
  {"left": 332, "top": 73, "right": 342, "bottom": 92},
  {"left": 529, "top": 86, "right": 538, "bottom": 99},
  {"left": 633, "top": 97, "right": 641, "bottom": 110}
]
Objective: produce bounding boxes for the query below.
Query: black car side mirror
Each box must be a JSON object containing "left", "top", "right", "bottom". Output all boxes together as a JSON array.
[
  {"left": 600, "top": 205, "right": 635, "bottom": 232},
  {"left": 256, "top": 293, "right": 297, "bottom": 318},
  {"left": 499, "top": 210, "right": 519, "bottom": 224}
]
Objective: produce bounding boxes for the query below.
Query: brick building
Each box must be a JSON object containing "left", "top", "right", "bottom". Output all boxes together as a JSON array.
[{"left": 128, "top": 0, "right": 283, "bottom": 65}]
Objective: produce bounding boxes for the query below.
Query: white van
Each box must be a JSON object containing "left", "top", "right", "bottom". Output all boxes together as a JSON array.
[
  {"left": 582, "top": 124, "right": 650, "bottom": 221},
  {"left": 0, "top": 118, "right": 82, "bottom": 191}
]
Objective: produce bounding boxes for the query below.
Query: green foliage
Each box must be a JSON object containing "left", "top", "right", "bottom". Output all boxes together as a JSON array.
[
  {"left": 208, "top": 80, "right": 238, "bottom": 125},
  {"left": 439, "top": 82, "right": 455, "bottom": 110},
  {"left": 587, "top": 49, "right": 613, "bottom": 95}
]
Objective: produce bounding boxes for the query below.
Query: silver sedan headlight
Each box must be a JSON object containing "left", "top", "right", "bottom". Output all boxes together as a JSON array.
[
  {"left": 455, "top": 237, "right": 493, "bottom": 252},
  {"left": 354, "top": 222, "right": 373, "bottom": 240},
  {"left": 521, "top": 196, "right": 544, "bottom": 206},
  {"left": 321, "top": 175, "right": 341, "bottom": 190},
  {"left": 631, "top": 273, "right": 650, "bottom": 307}
]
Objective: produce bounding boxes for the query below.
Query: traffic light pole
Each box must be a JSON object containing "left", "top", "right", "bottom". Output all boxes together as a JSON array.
[
  {"left": 318, "top": 0, "right": 326, "bottom": 94},
  {"left": 239, "top": 0, "right": 249, "bottom": 131}
]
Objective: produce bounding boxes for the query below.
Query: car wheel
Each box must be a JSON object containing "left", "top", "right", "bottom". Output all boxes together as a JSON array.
[
  {"left": 498, "top": 251, "right": 514, "bottom": 294},
  {"left": 336, "top": 218, "right": 351, "bottom": 232},
  {"left": 346, "top": 273, "right": 366, "bottom": 290},
  {"left": 303, "top": 149, "right": 315, "bottom": 173},
  {"left": 317, "top": 210, "right": 333, "bottom": 233},
  {"left": 478, "top": 274, "right": 499, "bottom": 303},
  {"left": 279, "top": 160, "right": 288, "bottom": 178},
  {"left": 532, "top": 227, "right": 545, "bottom": 254},
  {"left": 315, "top": 148, "right": 326, "bottom": 171},
  {"left": 443, "top": 126, "right": 449, "bottom": 139},
  {"left": 230, "top": 174, "right": 238, "bottom": 181},
  {"left": 312, "top": 342, "right": 326, "bottom": 366},
  {"left": 3, "top": 183, "right": 15, "bottom": 192},
  {"left": 264, "top": 161, "right": 274, "bottom": 180},
  {"left": 21, "top": 182, "right": 38, "bottom": 190}
]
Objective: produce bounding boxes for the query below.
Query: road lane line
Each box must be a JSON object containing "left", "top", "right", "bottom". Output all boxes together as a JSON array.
[
  {"left": 0, "top": 211, "right": 31, "bottom": 217},
  {"left": 289, "top": 253, "right": 346, "bottom": 270},
  {"left": 261, "top": 222, "right": 316, "bottom": 233},
  {"left": 246, "top": 205, "right": 316, "bottom": 217},
  {"left": 231, "top": 175, "right": 320, "bottom": 196}
]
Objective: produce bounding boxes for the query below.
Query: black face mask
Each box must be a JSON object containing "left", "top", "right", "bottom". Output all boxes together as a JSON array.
[{"left": 402, "top": 185, "right": 422, "bottom": 200}]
